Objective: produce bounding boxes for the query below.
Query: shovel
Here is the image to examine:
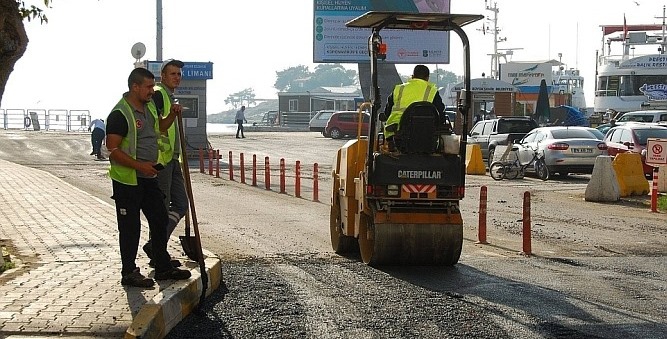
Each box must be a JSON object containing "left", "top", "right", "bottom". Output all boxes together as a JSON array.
[
  {"left": 175, "top": 111, "right": 209, "bottom": 307},
  {"left": 179, "top": 209, "right": 199, "bottom": 261}
]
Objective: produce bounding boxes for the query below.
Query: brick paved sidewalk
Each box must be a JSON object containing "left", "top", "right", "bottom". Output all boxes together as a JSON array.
[{"left": 0, "top": 159, "right": 220, "bottom": 338}]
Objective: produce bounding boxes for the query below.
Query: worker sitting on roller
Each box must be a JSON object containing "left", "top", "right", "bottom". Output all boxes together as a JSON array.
[{"left": 381, "top": 64, "right": 446, "bottom": 151}]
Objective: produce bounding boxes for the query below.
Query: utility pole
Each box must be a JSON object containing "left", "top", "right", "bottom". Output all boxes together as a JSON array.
[
  {"left": 656, "top": 5, "right": 667, "bottom": 55},
  {"left": 156, "top": 0, "right": 163, "bottom": 61},
  {"left": 483, "top": 1, "right": 506, "bottom": 79}
]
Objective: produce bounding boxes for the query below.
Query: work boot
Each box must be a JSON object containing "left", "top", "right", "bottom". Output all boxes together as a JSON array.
[
  {"left": 142, "top": 242, "right": 153, "bottom": 260},
  {"left": 149, "top": 259, "right": 182, "bottom": 268},
  {"left": 121, "top": 268, "right": 155, "bottom": 288},
  {"left": 154, "top": 267, "right": 191, "bottom": 281}
]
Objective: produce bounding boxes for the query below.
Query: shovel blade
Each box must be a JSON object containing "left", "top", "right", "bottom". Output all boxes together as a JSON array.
[{"left": 179, "top": 235, "right": 201, "bottom": 261}]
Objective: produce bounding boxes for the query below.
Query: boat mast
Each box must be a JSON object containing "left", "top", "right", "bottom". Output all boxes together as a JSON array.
[{"left": 658, "top": 5, "right": 667, "bottom": 54}]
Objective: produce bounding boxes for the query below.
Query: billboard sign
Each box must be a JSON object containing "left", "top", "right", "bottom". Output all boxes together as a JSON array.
[
  {"left": 313, "top": 0, "right": 451, "bottom": 64},
  {"left": 499, "top": 62, "right": 552, "bottom": 87}
]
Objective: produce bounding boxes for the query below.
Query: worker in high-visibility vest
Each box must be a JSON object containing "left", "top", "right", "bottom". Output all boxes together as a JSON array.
[
  {"left": 381, "top": 65, "right": 446, "bottom": 150},
  {"left": 142, "top": 59, "right": 188, "bottom": 269},
  {"left": 105, "top": 67, "right": 190, "bottom": 288}
]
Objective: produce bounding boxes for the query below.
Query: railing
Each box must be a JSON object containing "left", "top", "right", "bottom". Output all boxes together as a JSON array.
[
  {"left": 0, "top": 108, "right": 91, "bottom": 132},
  {"left": 279, "top": 111, "right": 316, "bottom": 127}
]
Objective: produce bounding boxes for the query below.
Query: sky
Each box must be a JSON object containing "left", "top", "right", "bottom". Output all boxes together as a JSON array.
[{"left": 3, "top": 0, "right": 667, "bottom": 119}]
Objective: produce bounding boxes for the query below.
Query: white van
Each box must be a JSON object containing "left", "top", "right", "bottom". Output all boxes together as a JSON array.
[{"left": 616, "top": 110, "right": 667, "bottom": 124}]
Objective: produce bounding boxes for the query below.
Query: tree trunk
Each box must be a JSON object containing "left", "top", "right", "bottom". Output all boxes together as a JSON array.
[{"left": 0, "top": 0, "right": 29, "bottom": 107}]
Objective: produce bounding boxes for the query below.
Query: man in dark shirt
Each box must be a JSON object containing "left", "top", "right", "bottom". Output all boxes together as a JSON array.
[{"left": 106, "top": 67, "right": 190, "bottom": 288}]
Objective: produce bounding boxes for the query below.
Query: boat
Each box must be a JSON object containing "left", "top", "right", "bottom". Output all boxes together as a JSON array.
[
  {"left": 499, "top": 60, "right": 587, "bottom": 116},
  {"left": 594, "top": 8, "right": 667, "bottom": 115}
]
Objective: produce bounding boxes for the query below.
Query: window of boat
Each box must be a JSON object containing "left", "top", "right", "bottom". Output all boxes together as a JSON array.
[
  {"left": 634, "top": 128, "right": 667, "bottom": 145},
  {"left": 634, "top": 75, "right": 667, "bottom": 96},
  {"left": 551, "top": 129, "right": 599, "bottom": 139}
]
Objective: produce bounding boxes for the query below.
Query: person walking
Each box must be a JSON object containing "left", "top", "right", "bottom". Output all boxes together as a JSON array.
[
  {"left": 88, "top": 118, "right": 106, "bottom": 160},
  {"left": 105, "top": 67, "right": 190, "bottom": 288},
  {"left": 235, "top": 105, "right": 247, "bottom": 138},
  {"left": 142, "top": 59, "right": 188, "bottom": 268}
]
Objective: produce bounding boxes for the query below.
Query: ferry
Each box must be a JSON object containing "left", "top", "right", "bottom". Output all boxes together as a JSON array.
[{"left": 594, "top": 10, "right": 667, "bottom": 115}]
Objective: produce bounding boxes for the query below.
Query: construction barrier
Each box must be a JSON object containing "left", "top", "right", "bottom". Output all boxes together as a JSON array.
[
  {"left": 585, "top": 156, "right": 620, "bottom": 202},
  {"left": 612, "top": 153, "right": 649, "bottom": 196},
  {"left": 465, "top": 144, "right": 485, "bottom": 175}
]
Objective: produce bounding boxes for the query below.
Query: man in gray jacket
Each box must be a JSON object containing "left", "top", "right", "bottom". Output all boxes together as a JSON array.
[{"left": 235, "top": 105, "right": 247, "bottom": 138}]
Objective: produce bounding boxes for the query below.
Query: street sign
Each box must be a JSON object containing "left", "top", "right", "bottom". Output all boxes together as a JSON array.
[{"left": 646, "top": 138, "right": 667, "bottom": 165}]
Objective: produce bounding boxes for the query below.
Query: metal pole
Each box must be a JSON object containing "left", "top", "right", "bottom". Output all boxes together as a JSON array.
[{"left": 156, "top": 0, "right": 163, "bottom": 61}]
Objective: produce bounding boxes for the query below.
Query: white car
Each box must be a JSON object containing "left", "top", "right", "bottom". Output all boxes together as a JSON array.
[
  {"left": 515, "top": 126, "right": 607, "bottom": 177},
  {"left": 308, "top": 110, "right": 336, "bottom": 135}
]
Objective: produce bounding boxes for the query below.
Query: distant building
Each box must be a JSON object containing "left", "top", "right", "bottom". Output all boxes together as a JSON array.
[{"left": 277, "top": 86, "right": 363, "bottom": 126}]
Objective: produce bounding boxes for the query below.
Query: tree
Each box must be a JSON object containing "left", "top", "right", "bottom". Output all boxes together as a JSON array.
[
  {"left": 274, "top": 64, "right": 358, "bottom": 92},
  {"left": 274, "top": 65, "right": 310, "bottom": 92},
  {"left": 224, "top": 88, "right": 256, "bottom": 108},
  {"left": 0, "top": 0, "right": 50, "bottom": 107}
]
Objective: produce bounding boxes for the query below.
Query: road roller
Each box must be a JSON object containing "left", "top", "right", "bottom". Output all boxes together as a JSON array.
[{"left": 330, "top": 12, "right": 482, "bottom": 265}]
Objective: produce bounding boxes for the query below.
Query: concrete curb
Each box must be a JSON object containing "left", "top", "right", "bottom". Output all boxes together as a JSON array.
[{"left": 125, "top": 251, "right": 222, "bottom": 339}]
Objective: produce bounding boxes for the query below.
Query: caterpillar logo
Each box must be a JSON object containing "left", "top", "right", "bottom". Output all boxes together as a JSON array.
[{"left": 397, "top": 170, "right": 442, "bottom": 179}]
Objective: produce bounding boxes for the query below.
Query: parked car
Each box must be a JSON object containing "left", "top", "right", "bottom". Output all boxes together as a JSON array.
[
  {"left": 324, "top": 111, "right": 370, "bottom": 139},
  {"left": 308, "top": 110, "right": 335, "bottom": 135},
  {"left": 515, "top": 126, "right": 607, "bottom": 177},
  {"left": 468, "top": 116, "right": 538, "bottom": 168},
  {"left": 603, "top": 123, "right": 667, "bottom": 178},
  {"left": 615, "top": 110, "right": 667, "bottom": 124}
]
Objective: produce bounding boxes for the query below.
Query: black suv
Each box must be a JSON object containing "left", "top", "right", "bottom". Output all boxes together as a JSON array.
[{"left": 468, "top": 116, "right": 538, "bottom": 167}]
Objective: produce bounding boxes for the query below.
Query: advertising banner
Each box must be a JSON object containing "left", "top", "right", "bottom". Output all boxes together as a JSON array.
[{"left": 313, "top": 0, "right": 451, "bottom": 64}]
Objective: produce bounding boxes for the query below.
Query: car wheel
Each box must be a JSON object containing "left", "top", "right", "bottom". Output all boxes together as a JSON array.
[{"left": 330, "top": 128, "right": 342, "bottom": 139}]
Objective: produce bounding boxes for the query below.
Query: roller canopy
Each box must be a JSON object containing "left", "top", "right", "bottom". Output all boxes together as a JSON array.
[{"left": 346, "top": 12, "right": 484, "bottom": 31}]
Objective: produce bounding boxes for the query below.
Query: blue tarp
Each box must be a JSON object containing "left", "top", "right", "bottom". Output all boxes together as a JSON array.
[{"left": 550, "top": 105, "right": 589, "bottom": 126}]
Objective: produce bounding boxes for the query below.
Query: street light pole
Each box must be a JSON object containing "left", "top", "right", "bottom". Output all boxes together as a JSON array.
[{"left": 156, "top": 0, "right": 163, "bottom": 61}]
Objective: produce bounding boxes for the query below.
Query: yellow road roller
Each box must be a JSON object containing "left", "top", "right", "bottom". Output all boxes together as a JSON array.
[{"left": 330, "top": 12, "right": 482, "bottom": 265}]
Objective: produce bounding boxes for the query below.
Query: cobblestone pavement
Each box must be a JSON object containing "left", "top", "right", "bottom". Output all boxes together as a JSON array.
[{"left": 0, "top": 159, "right": 220, "bottom": 338}]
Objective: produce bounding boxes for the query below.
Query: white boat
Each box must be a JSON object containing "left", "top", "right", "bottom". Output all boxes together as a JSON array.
[
  {"left": 594, "top": 10, "right": 667, "bottom": 115},
  {"left": 552, "top": 65, "right": 586, "bottom": 113}
]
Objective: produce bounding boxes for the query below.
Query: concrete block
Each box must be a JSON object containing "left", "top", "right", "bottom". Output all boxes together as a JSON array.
[
  {"left": 585, "top": 156, "right": 620, "bottom": 202},
  {"left": 465, "top": 144, "right": 485, "bottom": 175},
  {"left": 612, "top": 153, "right": 649, "bottom": 196}
]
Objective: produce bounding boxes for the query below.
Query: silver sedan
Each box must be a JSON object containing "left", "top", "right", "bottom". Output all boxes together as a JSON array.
[{"left": 515, "top": 126, "right": 607, "bottom": 176}]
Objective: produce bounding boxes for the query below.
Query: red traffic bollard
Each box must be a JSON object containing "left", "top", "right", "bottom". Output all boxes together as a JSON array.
[
  {"left": 280, "top": 158, "right": 286, "bottom": 193},
  {"left": 240, "top": 153, "right": 246, "bottom": 184},
  {"left": 651, "top": 167, "right": 659, "bottom": 213},
  {"left": 208, "top": 149, "right": 213, "bottom": 176},
  {"left": 295, "top": 160, "right": 301, "bottom": 198},
  {"left": 265, "top": 156, "right": 271, "bottom": 190},
  {"left": 477, "top": 186, "right": 489, "bottom": 244},
  {"left": 252, "top": 154, "right": 257, "bottom": 187},
  {"left": 215, "top": 150, "right": 220, "bottom": 178},
  {"left": 522, "top": 191, "right": 531, "bottom": 256},
  {"left": 229, "top": 151, "right": 234, "bottom": 181},
  {"left": 313, "top": 163, "right": 319, "bottom": 202}
]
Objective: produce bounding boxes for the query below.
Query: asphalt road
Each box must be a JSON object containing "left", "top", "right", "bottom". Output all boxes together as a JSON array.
[{"left": 0, "top": 129, "right": 665, "bottom": 338}]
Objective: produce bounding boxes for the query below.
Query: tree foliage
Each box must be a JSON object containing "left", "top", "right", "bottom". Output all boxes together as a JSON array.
[
  {"left": 274, "top": 63, "right": 358, "bottom": 92},
  {"left": 0, "top": 0, "right": 51, "bottom": 106},
  {"left": 224, "top": 88, "right": 256, "bottom": 108}
]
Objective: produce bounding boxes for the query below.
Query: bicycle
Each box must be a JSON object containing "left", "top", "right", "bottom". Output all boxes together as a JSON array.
[{"left": 488, "top": 143, "right": 549, "bottom": 181}]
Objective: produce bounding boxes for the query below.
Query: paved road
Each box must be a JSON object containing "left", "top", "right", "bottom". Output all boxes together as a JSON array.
[{"left": 1, "top": 130, "right": 666, "bottom": 338}]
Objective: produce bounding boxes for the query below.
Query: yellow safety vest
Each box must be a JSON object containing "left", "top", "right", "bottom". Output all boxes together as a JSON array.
[
  {"left": 385, "top": 78, "right": 437, "bottom": 138},
  {"left": 154, "top": 84, "right": 178, "bottom": 164},
  {"left": 108, "top": 97, "right": 161, "bottom": 186}
]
